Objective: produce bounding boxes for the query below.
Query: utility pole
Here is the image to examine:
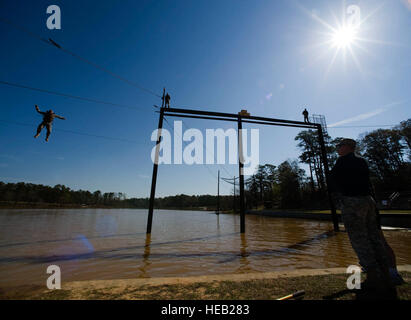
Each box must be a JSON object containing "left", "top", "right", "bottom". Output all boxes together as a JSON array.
[{"left": 221, "top": 176, "right": 238, "bottom": 213}]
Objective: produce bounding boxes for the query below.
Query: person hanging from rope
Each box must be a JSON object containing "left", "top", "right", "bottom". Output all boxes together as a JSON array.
[
  {"left": 164, "top": 93, "right": 171, "bottom": 108},
  {"left": 34, "top": 105, "right": 66, "bottom": 142},
  {"left": 302, "top": 108, "right": 309, "bottom": 123}
]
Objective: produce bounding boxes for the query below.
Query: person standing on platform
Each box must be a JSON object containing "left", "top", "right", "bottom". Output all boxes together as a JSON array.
[{"left": 302, "top": 108, "right": 309, "bottom": 123}]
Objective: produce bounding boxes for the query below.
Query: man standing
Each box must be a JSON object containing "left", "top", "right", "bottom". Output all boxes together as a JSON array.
[
  {"left": 34, "top": 105, "right": 66, "bottom": 142},
  {"left": 329, "top": 138, "right": 397, "bottom": 297},
  {"left": 164, "top": 93, "right": 171, "bottom": 108},
  {"left": 302, "top": 108, "right": 309, "bottom": 123}
]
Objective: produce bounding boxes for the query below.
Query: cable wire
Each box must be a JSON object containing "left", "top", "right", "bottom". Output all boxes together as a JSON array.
[
  {"left": 0, "top": 16, "right": 162, "bottom": 99},
  {"left": 0, "top": 119, "right": 140, "bottom": 144},
  {"left": 0, "top": 80, "right": 145, "bottom": 111}
]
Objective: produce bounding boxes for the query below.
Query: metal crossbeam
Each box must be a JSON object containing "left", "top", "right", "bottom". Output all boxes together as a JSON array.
[
  {"left": 147, "top": 107, "right": 339, "bottom": 235},
  {"left": 164, "top": 107, "right": 319, "bottom": 129}
]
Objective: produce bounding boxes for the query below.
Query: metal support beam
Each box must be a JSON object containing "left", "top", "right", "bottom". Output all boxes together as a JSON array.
[
  {"left": 233, "top": 176, "right": 236, "bottom": 213},
  {"left": 164, "top": 107, "right": 318, "bottom": 129},
  {"left": 147, "top": 107, "right": 165, "bottom": 234},
  {"left": 317, "top": 125, "right": 339, "bottom": 232},
  {"left": 147, "top": 106, "right": 340, "bottom": 233},
  {"left": 238, "top": 116, "right": 246, "bottom": 233},
  {"left": 163, "top": 112, "right": 317, "bottom": 130},
  {"left": 216, "top": 170, "right": 220, "bottom": 215}
]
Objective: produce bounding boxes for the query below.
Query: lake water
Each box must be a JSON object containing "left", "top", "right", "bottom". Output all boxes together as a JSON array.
[{"left": 0, "top": 208, "right": 410, "bottom": 288}]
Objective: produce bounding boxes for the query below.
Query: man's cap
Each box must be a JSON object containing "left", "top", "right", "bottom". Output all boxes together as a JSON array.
[{"left": 337, "top": 138, "right": 356, "bottom": 148}]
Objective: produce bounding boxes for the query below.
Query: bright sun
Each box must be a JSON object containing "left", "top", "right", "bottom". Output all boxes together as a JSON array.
[
  {"left": 331, "top": 25, "right": 356, "bottom": 48},
  {"left": 300, "top": 2, "right": 394, "bottom": 77}
]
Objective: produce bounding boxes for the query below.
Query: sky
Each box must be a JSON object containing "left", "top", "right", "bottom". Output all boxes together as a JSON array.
[{"left": 0, "top": 0, "right": 410, "bottom": 198}]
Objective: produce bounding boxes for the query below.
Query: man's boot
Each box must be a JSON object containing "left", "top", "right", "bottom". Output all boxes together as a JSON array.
[
  {"left": 361, "top": 267, "right": 381, "bottom": 291},
  {"left": 360, "top": 267, "right": 397, "bottom": 300}
]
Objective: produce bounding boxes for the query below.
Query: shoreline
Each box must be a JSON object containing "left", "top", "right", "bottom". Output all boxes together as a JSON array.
[
  {"left": 1, "top": 204, "right": 409, "bottom": 214},
  {"left": 2, "top": 265, "right": 410, "bottom": 300},
  {"left": 1, "top": 205, "right": 410, "bottom": 228},
  {"left": 58, "top": 265, "right": 411, "bottom": 288}
]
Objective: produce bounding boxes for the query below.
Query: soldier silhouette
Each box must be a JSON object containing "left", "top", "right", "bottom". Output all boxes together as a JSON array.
[
  {"left": 302, "top": 108, "right": 309, "bottom": 123},
  {"left": 164, "top": 93, "right": 171, "bottom": 108},
  {"left": 34, "top": 105, "right": 66, "bottom": 142},
  {"left": 329, "top": 139, "right": 398, "bottom": 298}
]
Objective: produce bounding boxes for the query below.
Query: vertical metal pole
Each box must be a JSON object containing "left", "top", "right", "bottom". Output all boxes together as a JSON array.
[
  {"left": 233, "top": 176, "right": 236, "bottom": 213},
  {"left": 238, "top": 117, "right": 245, "bottom": 233},
  {"left": 217, "top": 170, "right": 220, "bottom": 214},
  {"left": 161, "top": 88, "right": 165, "bottom": 107},
  {"left": 147, "top": 107, "right": 165, "bottom": 234},
  {"left": 317, "top": 125, "right": 339, "bottom": 232}
]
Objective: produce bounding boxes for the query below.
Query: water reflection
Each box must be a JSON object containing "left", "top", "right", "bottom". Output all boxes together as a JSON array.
[
  {"left": 0, "top": 209, "right": 410, "bottom": 287},
  {"left": 0, "top": 230, "right": 337, "bottom": 264},
  {"left": 238, "top": 233, "right": 251, "bottom": 272},
  {"left": 138, "top": 234, "right": 151, "bottom": 278}
]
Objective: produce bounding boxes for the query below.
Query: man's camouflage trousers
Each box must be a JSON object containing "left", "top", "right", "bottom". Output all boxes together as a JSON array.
[{"left": 340, "top": 195, "right": 391, "bottom": 271}]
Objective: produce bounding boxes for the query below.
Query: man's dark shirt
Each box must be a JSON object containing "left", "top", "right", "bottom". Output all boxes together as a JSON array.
[
  {"left": 43, "top": 112, "right": 61, "bottom": 123},
  {"left": 329, "top": 152, "right": 372, "bottom": 196},
  {"left": 38, "top": 111, "right": 63, "bottom": 123}
]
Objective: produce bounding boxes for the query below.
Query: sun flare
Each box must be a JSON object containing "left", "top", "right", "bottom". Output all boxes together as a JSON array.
[{"left": 331, "top": 25, "right": 357, "bottom": 48}]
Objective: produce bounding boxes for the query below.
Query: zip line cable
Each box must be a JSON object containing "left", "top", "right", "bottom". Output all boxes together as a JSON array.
[
  {"left": 0, "top": 80, "right": 145, "bottom": 111},
  {"left": 1, "top": 18, "right": 402, "bottom": 130},
  {"left": 0, "top": 119, "right": 140, "bottom": 144},
  {"left": 53, "top": 43, "right": 162, "bottom": 98},
  {"left": 0, "top": 17, "right": 162, "bottom": 99},
  {"left": 1, "top": 78, "right": 399, "bottom": 130}
]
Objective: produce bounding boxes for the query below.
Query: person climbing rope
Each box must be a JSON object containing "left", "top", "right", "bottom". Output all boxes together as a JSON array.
[
  {"left": 302, "top": 108, "right": 309, "bottom": 123},
  {"left": 34, "top": 105, "right": 66, "bottom": 142}
]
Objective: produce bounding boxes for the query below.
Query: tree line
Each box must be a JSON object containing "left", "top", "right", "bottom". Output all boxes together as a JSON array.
[
  {"left": 245, "top": 119, "right": 410, "bottom": 209},
  {"left": 1, "top": 119, "right": 409, "bottom": 210},
  {"left": 0, "top": 181, "right": 236, "bottom": 210}
]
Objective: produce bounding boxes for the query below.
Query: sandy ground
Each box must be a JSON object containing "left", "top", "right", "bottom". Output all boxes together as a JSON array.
[
  {"left": 64, "top": 265, "right": 411, "bottom": 288},
  {"left": 4, "top": 264, "right": 408, "bottom": 300}
]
